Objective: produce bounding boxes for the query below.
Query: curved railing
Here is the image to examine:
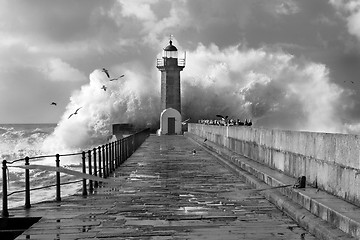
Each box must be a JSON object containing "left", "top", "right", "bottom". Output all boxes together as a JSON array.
[{"left": 1, "top": 128, "right": 150, "bottom": 217}]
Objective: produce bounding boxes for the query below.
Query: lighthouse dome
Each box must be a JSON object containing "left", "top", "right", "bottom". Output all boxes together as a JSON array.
[
  {"left": 164, "top": 40, "right": 177, "bottom": 51},
  {"left": 163, "top": 40, "right": 178, "bottom": 58}
]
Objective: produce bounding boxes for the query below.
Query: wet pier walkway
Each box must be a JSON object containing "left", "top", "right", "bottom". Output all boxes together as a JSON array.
[{"left": 13, "top": 135, "right": 316, "bottom": 239}]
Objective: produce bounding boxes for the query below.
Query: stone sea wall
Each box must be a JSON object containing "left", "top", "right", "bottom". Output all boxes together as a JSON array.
[{"left": 188, "top": 124, "right": 360, "bottom": 206}]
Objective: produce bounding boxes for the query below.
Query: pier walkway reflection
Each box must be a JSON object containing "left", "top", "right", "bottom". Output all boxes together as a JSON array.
[{"left": 14, "top": 135, "right": 317, "bottom": 239}]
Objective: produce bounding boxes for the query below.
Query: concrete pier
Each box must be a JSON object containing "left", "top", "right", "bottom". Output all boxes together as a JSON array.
[{"left": 8, "top": 135, "right": 351, "bottom": 239}]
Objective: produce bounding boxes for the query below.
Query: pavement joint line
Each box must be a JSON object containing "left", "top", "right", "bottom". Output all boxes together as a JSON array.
[{"left": 186, "top": 132, "right": 355, "bottom": 240}]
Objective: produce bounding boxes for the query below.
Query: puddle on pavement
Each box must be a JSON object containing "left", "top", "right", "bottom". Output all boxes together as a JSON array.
[
  {"left": 129, "top": 171, "right": 160, "bottom": 181},
  {"left": 179, "top": 194, "right": 195, "bottom": 198},
  {"left": 122, "top": 190, "right": 138, "bottom": 193},
  {"left": 130, "top": 173, "right": 159, "bottom": 179},
  {"left": 189, "top": 198, "right": 226, "bottom": 207},
  {"left": 178, "top": 206, "right": 209, "bottom": 215}
]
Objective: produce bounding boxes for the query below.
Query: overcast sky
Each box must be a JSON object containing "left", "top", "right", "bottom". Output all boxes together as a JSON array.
[{"left": 2, "top": 0, "right": 360, "bottom": 134}]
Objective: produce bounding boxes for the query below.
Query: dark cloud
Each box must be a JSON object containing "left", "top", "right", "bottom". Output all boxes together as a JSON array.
[
  {"left": 184, "top": 0, "right": 253, "bottom": 48},
  {"left": 0, "top": 66, "right": 78, "bottom": 123},
  {"left": 1, "top": 0, "right": 117, "bottom": 43},
  {"left": 187, "top": 0, "right": 253, "bottom": 29}
]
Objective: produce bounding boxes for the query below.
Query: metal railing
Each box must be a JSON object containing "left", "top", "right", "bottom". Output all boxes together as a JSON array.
[{"left": 1, "top": 128, "right": 150, "bottom": 217}]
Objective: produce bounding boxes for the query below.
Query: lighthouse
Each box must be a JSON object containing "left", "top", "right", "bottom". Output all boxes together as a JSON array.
[{"left": 157, "top": 38, "right": 185, "bottom": 135}]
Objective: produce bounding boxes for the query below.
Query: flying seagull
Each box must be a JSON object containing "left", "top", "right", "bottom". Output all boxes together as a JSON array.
[
  {"left": 51, "top": 102, "right": 57, "bottom": 106},
  {"left": 181, "top": 118, "right": 191, "bottom": 125},
  {"left": 109, "top": 74, "right": 125, "bottom": 81},
  {"left": 101, "top": 85, "right": 107, "bottom": 91},
  {"left": 68, "top": 107, "right": 82, "bottom": 119},
  {"left": 102, "top": 68, "right": 110, "bottom": 78}
]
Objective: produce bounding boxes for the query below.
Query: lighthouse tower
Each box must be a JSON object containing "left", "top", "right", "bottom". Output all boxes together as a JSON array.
[{"left": 157, "top": 38, "right": 185, "bottom": 135}]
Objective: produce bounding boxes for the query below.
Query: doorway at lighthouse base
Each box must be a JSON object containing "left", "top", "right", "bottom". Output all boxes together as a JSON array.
[{"left": 158, "top": 108, "right": 182, "bottom": 135}]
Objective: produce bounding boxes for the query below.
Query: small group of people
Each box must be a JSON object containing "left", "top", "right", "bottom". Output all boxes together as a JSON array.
[{"left": 198, "top": 118, "right": 253, "bottom": 126}]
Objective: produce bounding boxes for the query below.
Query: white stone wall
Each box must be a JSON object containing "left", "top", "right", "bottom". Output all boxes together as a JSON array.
[{"left": 159, "top": 108, "right": 182, "bottom": 135}]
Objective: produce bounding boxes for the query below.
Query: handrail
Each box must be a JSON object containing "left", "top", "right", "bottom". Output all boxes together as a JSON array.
[
  {"left": 7, "top": 179, "right": 83, "bottom": 197},
  {"left": 1, "top": 128, "right": 150, "bottom": 217},
  {"left": 7, "top": 152, "right": 83, "bottom": 165}
]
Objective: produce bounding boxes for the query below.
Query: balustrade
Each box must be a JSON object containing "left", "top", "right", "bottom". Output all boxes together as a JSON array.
[{"left": 1, "top": 129, "right": 150, "bottom": 217}]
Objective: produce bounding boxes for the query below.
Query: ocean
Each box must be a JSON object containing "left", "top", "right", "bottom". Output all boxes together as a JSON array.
[{"left": 0, "top": 123, "right": 84, "bottom": 209}]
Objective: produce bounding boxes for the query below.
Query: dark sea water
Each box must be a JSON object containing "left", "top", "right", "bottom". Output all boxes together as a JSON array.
[{"left": 0, "top": 123, "right": 83, "bottom": 209}]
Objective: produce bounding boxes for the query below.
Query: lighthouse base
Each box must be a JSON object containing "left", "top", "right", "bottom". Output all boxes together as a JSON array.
[{"left": 158, "top": 108, "right": 182, "bottom": 135}]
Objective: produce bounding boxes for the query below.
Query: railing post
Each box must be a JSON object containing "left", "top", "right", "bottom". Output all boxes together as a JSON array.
[
  {"left": 111, "top": 142, "right": 114, "bottom": 171},
  {"left": 119, "top": 140, "right": 121, "bottom": 164},
  {"left": 112, "top": 142, "right": 115, "bottom": 170},
  {"left": 118, "top": 140, "right": 121, "bottom": 165},
  {"left": 115, "top": 142, "right": 118, "bottom": 168},
  {"left": 2, "top": 160, "right": 9, "bottom": 217},
  {"left": 88, "top": 150, "right": 93, "bottom": 193},
  {"left": 93, "top": 148, "right": 98, "bottom": 188},
  {"left": 121, "top": 139, "right": 125, "bottom": 163},
  {"left": 25, "top": 157, "right": 31, "bottom": 209},
  {"left": 55, "top": 154, "right": 61, "bottom": 202},
  {"left": 108, "top": 143, "right": 112, "bottom": 173},
  {"left": 102, "top": 145, "right": 106, "bottom": 178},
  {"left": 105, "top": 144, "right": 109, "bottom": 176},
  {"left": 128, "top": 137, "right": 131, "bottom": 157},
  {"left": 113, "top": 142, "right": 117, "bottom": 170},
  {"left": 124, "top": 138, "right": 127, "bottom": 159},
  {"left": 98, "top": 146, "right": 102, "bottom": 178},
  {"left": 119, "top": 140, "right": 122, "bottom": 165},
  {"left": 109, "top": 143, "right": 113, "bottom": 173},
  {"left": 116, "top": 141, "right": 119, "bottom": 167},
  {"left": 82, "top": 151, "right": 87, "bottom": 196},
  {"left": 113, "top": 141, "right": 117, "bottom": 168}
]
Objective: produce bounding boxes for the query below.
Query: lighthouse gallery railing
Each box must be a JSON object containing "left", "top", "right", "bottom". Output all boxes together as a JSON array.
[{"left": 156, "top": 58, "right": 185, "bottom": 67}]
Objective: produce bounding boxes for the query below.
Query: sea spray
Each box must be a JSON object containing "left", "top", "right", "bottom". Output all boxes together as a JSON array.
[
  {"left": 181, "top": 44, "right": 346, "bottom": 133},
  {"left": 42, "top": 68, "right": 160, "bottom": 154}
]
